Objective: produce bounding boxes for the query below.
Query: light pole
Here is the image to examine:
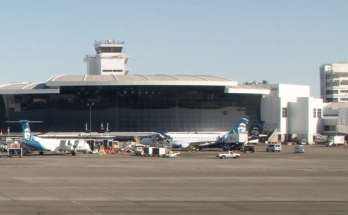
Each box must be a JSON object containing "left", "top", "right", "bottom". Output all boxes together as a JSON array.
[{"left": 87, "top": 103, "right": 94, "bottom": 137}]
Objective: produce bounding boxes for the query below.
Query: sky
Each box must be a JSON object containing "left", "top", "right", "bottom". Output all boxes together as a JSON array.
[{"left": 1, "top": 0, "right": 348, "bottom": 98}]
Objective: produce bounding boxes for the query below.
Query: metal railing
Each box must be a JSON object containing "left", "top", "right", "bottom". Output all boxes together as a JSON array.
[
  {"left": 267, "top": 128, "right": 280, "bottom": 143},
  {"left": 94, "top": 40, "right": 125, "bottom": 45}
]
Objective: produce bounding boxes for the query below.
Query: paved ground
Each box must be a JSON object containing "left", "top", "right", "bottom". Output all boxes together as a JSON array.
[{"left": 0, "top": 144, "right": 348, "bottom": 214}]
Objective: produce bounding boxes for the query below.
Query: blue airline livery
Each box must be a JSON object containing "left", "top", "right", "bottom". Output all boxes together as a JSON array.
[
  {"left": 140, "top": 116, "right": 254, "bottom": 150},
  {"left": 8, "top": 120, "right": 91, "bottom": 156}
]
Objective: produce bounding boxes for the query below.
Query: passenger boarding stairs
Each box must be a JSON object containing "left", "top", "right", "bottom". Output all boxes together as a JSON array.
[{"left": 261, "top": 128, "right": 280, "bottom": 143}]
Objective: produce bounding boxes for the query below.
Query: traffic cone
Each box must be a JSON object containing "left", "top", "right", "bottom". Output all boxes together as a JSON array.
[{"left": 124, "top": 151, "right": 127, "bottom": 158}]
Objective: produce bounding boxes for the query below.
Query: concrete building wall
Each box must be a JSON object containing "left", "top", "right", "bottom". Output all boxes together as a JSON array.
[
  {"left": 100, "top": 58, "right": 125, "bottom": 74},
  {"left": 288, "top": 98, "right": 308, "bottom": 134},
  {"left": 279, "top": 97, "right": 289, "bottom": 137},
  {"left": 331, "top": 63, "right": 348, "bottom": 72},
  {"left": 87, "top": 57, "right": 100, "bottom": 75},
  {"left": 261, "top": 84, "right": 324, "bottom": 144},
  {"left": 278, "top": 84, "right": 310, "bottom": 98},
  {"left": 260, "top": 96, "right": 280, "bottom": 131},
  {"left": 320, "top": 63, "right": 348, "bottom": 102}
]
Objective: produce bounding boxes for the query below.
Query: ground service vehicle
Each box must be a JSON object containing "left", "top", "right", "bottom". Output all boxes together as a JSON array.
[
  {"left": 216, "top": 151, "right": 240, "bottom": 159},
  {"left": 243, "top": 145, "right": 256, "bottom": 153},
  {"left": 294, "top": 145, "right": 304, "bottom": 153},
  {"left": 267, "top": 144, "right": 281, "bottom": 152},
  {"left": 134, "top": 147, "right": 144, "bottom": 156},
  {"left": 326, "top": 136, "right": 345, "bottom": 147}
]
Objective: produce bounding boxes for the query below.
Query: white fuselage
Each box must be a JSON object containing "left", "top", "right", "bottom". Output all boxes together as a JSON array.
[
  {"left": 25, "top": 136, "right": 91, "bottom": 153},
  {"left": 139, "top": 133, "right": 221, "bottom": 149}
]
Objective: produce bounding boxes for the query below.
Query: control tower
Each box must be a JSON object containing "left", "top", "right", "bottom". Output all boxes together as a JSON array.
[{"left": 84, "top": 39, "right": 129, "bottom": 75}]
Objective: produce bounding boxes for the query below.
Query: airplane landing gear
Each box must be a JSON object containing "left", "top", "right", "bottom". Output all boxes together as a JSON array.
[
  {"left": 39, "top": 151, "right": 44, "bottom": 155},
  {"left": 71, "top": 151, "right": 76, "bottom": 156}
]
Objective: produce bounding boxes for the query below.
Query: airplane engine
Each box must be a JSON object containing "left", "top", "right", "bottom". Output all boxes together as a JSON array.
[{"left": 180, "top": 143, "right": 190, "bottom": 149}]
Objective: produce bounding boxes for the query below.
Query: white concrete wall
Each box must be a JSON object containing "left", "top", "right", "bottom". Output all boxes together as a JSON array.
[
  {"left": 338, "top": 108, "right": 348, "bottom": 125},
  {"left": 310, "top": 98, "right": 324, "bottom": 134},
  {"left": 261, "top": 84, "right": 324, "bottom": 144},
  {"left": 279, "top": 98, "right": 289, "bottom": 136},
  {"left": 288, "top": 98, "right": 308, "bottom": 134},
  {"left": 332, "top": 63, "right": 348, "bottom": 72},
  {"left": 260, "top": 96, "right": 280, "bottom": 130},
  {"left": 285, "top": 97, "right": 324, "bottom": 143},
  {"left": 323, "top": 107, "right": 339, "bottom": 116},
  {"left": 100, "top": 58, "right": 125, "bottom": 74},
  {"left": 278, "top": 84, "right": 310, "bottom": 98}
]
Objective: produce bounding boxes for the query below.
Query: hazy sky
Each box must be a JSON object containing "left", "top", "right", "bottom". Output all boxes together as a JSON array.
[{"left": 1, "top": 0, "right": 348, "bottom": 98}]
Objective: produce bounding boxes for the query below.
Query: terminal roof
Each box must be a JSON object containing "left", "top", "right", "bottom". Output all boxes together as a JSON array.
[
  {"left": 0, "top": 75, "right": 270, "bottom": 95},
  {"left": 46, "top": 74, "right": 238, "bottom": 87},
  {"left": 0, "top": 83, "right": 59, "bottom": 94}
]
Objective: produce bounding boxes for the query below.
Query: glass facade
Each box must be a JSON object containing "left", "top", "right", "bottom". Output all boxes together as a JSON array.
[{"left": 1, "top": 86, "right": 262, "bottom": 132}]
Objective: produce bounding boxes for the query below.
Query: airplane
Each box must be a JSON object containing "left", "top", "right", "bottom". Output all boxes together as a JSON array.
[
  {"left": 7, "top": 120, "right": 91, "bottom": 156},
  {"left": 248, "top": 121, "right": 266, "bottom": 141},
  {"left": 139, "top": 116, "right": 250, "bottom": 150},
  {"left": 208, "top": 120, "right": 265, "bottom": 151}
]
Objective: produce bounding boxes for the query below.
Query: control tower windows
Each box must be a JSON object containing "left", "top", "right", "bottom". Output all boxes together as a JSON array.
[
  {"left": 95, "top": 47, "right": 123, "bottom": 54},
  {"left": 103, "top": 70, "right": 123, "bottom": 73}
]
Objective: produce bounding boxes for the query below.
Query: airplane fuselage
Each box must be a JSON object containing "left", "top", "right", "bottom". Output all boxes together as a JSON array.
[
  {"left": 140, "top": 133, "right": 221, "bottom": 149},
  {"left": 24, "top": 136, "right": 91, "bottom": 153}
]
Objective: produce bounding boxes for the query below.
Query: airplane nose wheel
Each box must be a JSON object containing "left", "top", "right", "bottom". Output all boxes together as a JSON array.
[{"left": 39, "top": 151, "right": 44, "bottom": 155}]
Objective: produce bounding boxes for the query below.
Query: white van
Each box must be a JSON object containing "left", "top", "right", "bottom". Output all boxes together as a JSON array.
[{"left": 266, "top": 144, "right": 281, "bottom": 152}]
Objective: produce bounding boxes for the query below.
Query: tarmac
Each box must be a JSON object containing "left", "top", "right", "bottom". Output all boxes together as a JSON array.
[{"left": 0, "top": 144, "right": 348, "bottom": 214}]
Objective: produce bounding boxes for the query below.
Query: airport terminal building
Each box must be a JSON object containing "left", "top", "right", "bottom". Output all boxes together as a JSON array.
[{"left": 0, "top": 41, "right": 270, "bottom": 132}]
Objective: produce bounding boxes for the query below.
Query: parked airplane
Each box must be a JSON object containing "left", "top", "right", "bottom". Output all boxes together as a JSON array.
[
  {"left": 139, "top": 116, "right": 250, "bottom": 150},
  {"left": 7, "top": 120, "right": 91, "bottom": 156},
  {"left": 208, "top": 120, "right": 265, "bottom": 151},
  {"left": 248, "top": 121, "right": 266, "bottom": 141}
]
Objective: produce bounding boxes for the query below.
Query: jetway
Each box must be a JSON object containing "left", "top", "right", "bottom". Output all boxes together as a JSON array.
[{"left": 224, "top": 133, "right": 248, "bottom": 144}]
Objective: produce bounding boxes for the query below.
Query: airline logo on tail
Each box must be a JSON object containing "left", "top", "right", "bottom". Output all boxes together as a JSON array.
[
  {"left": 249, "top": 121, "right": 265, "bottom": 140},
  {"left": 7, "top": 120, "right": 48, "bottom": 150},
  {"left": 22, "top": 121, "right": 33, "bottom": 142},
  {"left": 231, "top": 116, "right": 249, "bottom": 134},
  {"left": 223, "top": 116, "right": 249, "bottom": 141},
  {"left": 223, "top": 117, "right": 265, "bottom": 142}
]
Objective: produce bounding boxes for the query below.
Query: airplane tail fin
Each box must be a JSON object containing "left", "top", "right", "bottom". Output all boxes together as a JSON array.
[
  {"left": 229, "top": 116, "right": 249, "bottom": 134},
  {"left": 248, "top": 121, "right": 265, "bottom": 139},
  {"left": 223, "top": 116, "right": 249, "bottom": 142},
  {"left": 7, "top": 120, "right": 42, "bottom": 142}
]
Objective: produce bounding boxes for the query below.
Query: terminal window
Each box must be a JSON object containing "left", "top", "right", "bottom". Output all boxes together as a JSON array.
[
  {"left": 324, "top": 125, "right": 336, "bottom": 131},
  {"left": 317, "top": 109, "right": 322, "bottom": 118},
  {"left": 313, "top": 109, "right": 317, "bottom": 118},
  {"left": 5, "top": 86, "right": 262, "bottom": 132},
  {"left": 282, "top": 108, "right": 287, "bottom": 118},
  {"left": 102, "top": 70, "right": 123, "bottom": 72},
  {"left": 326, "top": 90, "right": 338, "bottom": 94}
]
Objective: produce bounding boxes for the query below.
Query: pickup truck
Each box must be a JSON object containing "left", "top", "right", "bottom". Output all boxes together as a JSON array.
[{"left": 216, "top": 151, "right": 240, "bottom": 159}]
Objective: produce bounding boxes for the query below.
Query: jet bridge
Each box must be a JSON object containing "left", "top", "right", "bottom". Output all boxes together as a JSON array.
[{"left": 224, "top": 133, "right": 248, "bottom": 144}]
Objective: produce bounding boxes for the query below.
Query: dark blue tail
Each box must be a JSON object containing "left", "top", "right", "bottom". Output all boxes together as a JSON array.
[
  {"left": 229, "top": 116, "right": 249, "bottom": 134},
  {"left": 248, "top": 121, "right": 264, "bottom": 140}
]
